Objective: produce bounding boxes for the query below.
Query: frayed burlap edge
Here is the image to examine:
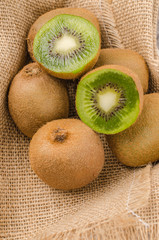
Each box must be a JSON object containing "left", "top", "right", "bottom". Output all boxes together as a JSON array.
[
  {"left": 30, "top": 165, "right": 152, "bottom": 240},
  {"left": 34, "top": 223, "right": 159, "bottom": 240}
]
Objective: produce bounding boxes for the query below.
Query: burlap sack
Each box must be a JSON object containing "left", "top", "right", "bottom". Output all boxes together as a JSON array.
[{"left": 1, "top": 0, "right": 159, "bottom": 239}]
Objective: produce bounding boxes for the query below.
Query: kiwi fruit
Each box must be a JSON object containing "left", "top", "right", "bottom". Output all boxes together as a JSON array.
[
  {"left": 27, "top": 8, "right": 101, "bottom": 79},
  {"left": 29, "top": 119, "right": 105, "bottom": 190},
  {"left": 106, "top": 93, "right": 159, "bottom": 167},
  {"left": 8, "top": 62, "right": 69, "bottom": 138},
  {"left": 76, "top": 65, "right": 143, "bottom": 134},
  {"left": 95, "top": 48, "right": 149, "bottom": 93},
  {"left": 27, "top": 8, "right": 100, "bottom": 60}
]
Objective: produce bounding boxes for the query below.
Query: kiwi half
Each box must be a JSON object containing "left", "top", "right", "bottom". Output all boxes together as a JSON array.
[
  {"left": 76, "top": 65, "right": 143, "bottom": 134},
  {"left": 28, "top": 8, "right": 101, "bottom": 79},
  {"left": 29, "top": 119, "right": 105, "bottom": 190},
  {"left": 27, "top": 8, "right": 100, "bottom": 59},
  {"left": 107, "top": 93, "right": 159, "bottom": 167},
  {"left": 95, "top": 48, "right": 149, "bottom": 93},
  {"left": 8, "top": 62, "right": 69, "bottom": 138}
]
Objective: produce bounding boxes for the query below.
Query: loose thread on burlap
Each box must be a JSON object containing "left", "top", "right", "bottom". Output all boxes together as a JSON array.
[
  {"left": 98, "top": 0, "right": 112, "bottom": 47},
  {"left": 126, "top": 169, "right": 149, "bottom": 228},
  {"left": 98, "top": 0, "right": 124, "bottom": 49}
]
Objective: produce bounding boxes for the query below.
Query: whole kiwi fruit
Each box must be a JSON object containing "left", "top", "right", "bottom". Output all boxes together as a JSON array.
[
  {"left": 29, "top": 119, "right": 105, "bottom": 190},
  {"left": 76, "top": 65, "right": 143, "bottom": 134},
  {"left": 107, "top": 93, "right": 159, "bottom": 167},
  {"left": 94, "top": 48, "right": 149, "bottom": 93},
  {"left": 27, "top": 8, "right": 101, "bottom": 79},
  {"left": 8, "top": 62, "right": 69, "bottom": 138}
]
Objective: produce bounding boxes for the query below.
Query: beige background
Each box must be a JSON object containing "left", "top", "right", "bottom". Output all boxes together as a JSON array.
[{"left": 1, "top": 0, "right": 159, "bottom": 239}]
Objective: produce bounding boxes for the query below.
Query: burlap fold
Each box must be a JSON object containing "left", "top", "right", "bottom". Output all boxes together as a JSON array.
[{"left": 0, "top": 0, "right": 159, "bottom": 239}]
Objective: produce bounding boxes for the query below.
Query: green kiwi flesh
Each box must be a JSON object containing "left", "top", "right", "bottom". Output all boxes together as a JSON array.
[
  {"left": 76, "top": 65, "right": 143, "bottom": 134},
  {"left": 8, "top": 62, "right": 69, "bottom": 138},
  {"left": 107, "top": 93, "right": 159, "bottom": 167},
  {"left": 33, "top": 14, "right": 100, "bottom": 79},
  {"left": 29, "top": 119, "right": 105, "bottom": 190}
]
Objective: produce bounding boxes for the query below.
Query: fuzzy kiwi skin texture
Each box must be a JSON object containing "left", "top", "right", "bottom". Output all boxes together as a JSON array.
[
  {"left": 107, "top": 93, "right": 159, "bottom": 167},
  {"left": 8, "top": 62, "right": 69, "bottom": 138},
  {"left": 95, "top": 48, "right": 149, "bottom": 93},
  {"left": 27, "top": 8, "right": 101, "bottom": 80},
  {"left": 29, "top": 119, "right": 105, "bottom": 190}
]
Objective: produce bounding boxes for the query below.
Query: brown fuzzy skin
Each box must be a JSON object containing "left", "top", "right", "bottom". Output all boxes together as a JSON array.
[
  {"left": 106, "top": 0, "right": 112, "bottom": 3},
  {"left": 8, "top": 62, "right": 69, "bottom": 138},
  {"left": 94, "top": 48, "right": 149, "bottom": 93},
  {"left": 27, "top": 8, "right": 101, "bottom": 79},
  {"left": 29, "top": 119, "right": 105, "bottom": 190},
  {"left": 107, "top": 93, "right": 159, "bottom": 167},
  {"left": 79, "top": 65, "right": 143, "bottom": 116}
]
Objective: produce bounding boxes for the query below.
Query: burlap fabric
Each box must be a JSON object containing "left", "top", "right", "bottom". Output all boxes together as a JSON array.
[{"left": 1, "top": 0, "right": 159, "bottom": 239}]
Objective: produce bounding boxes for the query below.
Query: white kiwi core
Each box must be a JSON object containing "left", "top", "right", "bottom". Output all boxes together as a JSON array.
[
  {"left": 97, "top": 89, "right": 119, "bottom": 113},
  {"left": 54, "top": 35, "right": 78, "bottom": 53}
]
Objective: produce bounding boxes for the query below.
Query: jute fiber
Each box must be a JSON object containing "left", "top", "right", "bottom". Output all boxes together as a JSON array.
[{"left": 0, "top": 0, "right": 159, "bottom": 239}]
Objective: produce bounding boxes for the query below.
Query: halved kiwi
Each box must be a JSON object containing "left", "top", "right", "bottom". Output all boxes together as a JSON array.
[
  {"left": 94, "top": 48, "right": 149, "bottom": 93},
  {"left": 76, "top": 65, "right": 143, "bottom": 134},
  {"left": 28, "top": 8, "right": 101, "bottom": 79}
]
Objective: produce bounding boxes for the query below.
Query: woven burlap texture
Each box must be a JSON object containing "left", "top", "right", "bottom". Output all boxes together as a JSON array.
[{"left": 0, "top": 0, "right": 159, "bottom": 239}]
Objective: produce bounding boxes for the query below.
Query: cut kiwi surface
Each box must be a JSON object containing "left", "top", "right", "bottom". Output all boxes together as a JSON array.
[
  {"left": 27, "top": 8, "right": 101, "bottom": 61},
  {"left": 76, "top": 65, "right": 143, "bottom": 134},
  {"left": 33, "top": 14, "right": 100, "bottom": 79}
]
